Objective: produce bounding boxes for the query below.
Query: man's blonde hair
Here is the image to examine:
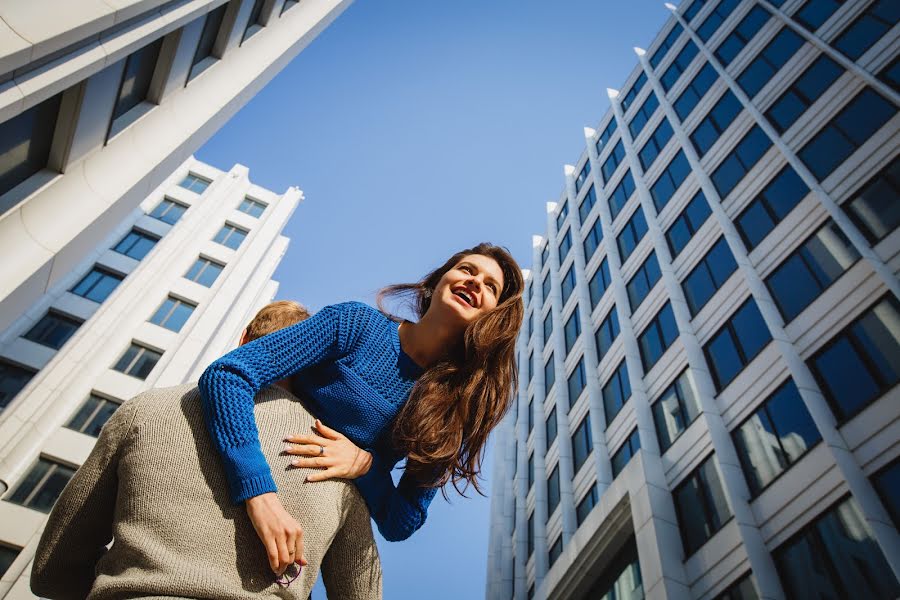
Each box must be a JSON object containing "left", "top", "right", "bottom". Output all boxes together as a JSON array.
[{"left": 244, "top": 300, "right": 310, "bottom": 342}]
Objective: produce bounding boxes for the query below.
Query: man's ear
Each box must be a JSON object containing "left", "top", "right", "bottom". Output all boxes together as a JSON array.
[{"left": 238, "top": 328, "right": 250, "bottom": 347}]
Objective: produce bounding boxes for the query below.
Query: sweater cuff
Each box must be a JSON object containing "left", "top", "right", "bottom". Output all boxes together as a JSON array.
[{"left": 223, "top": 442, "right": 277, "bottom": 503}]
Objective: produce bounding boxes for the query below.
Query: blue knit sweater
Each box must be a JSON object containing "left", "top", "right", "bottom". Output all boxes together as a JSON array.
[{"left": 198, "top": 301, "right": 437, "bottom": 541}]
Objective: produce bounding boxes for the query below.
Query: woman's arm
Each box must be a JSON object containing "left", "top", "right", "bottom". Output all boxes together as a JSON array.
[
  {"left": 198, "top": 304, "right": 348, "bottom": 502},
  {"left": 354, "top": 456, "right": 439, "bottom": 541}
]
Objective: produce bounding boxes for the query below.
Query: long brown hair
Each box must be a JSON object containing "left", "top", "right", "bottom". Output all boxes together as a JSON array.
[{"left": 377, "top": 243, "right": 524, "bottom": 496}]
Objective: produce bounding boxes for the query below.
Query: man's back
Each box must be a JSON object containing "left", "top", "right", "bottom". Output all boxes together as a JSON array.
[{"left": 32, "top": 383, "right": 380, "bottom": 599}]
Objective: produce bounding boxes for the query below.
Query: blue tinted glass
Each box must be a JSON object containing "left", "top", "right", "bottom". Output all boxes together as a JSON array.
[
  {"left": 583, "top": 219, "right": 603, "bottom": 259},
  {"left": 768, "top": 90, "right": 807, "bottom": 133},
  {"left": 766, "top": 380, "right": 821, "bottom": 463},
  {"left": 561, "top": 267, "right": 576, "bottom": 304},
  {"left": 879, "top": 56, "right": 900, "bottom": 92},
  {"left": 667, "top": 218, "right": 692, "bottom": 258},
  {"left": 767, "top": 254, "right": 821, "bottom": 321},
  {"left": 766, "top": 166, "right": 809, "bottom": 220},
  {"left": 735, "top": 126, "right": 771, "bottom": 168},
  {"left": 712, "top": 154, "right": 744, "bottom": 198},
  {"left": 732, "top": 300, "right": 771, "bottom": 360},
  {"left": 737, "top": 199, "right": 776, "bottom": 249},
  {"left": 794, "top": 0, "right": 841, "bottom": 31},
  {"left": 589, "top": 259, "right": 611, "bottom": 306},
  {"left": 596, "top": 308, "right": 620, "bottom": 360},
  {"left": 572, "top": 415, "right": 593, "bottom": 473},
  {"left": 834, "top": 0, "right": 900, "bottom": 61},
  {"left": 873, "top": 462, "right": 900, "bottom": 528},
  {"left": 707, "top": 238, "right": 737, "bottom": 285},
  {"left": 579, "top": 186, "right": 597, "bottom": 222},
  {"left": 706, "top": 327, "right": 743, "bottom": 389},
  {"left": 834, "top": 88, "right": 896, "bottom": 147},
  {"left": 851, "top": 307, "right": 900, "bottom": 388},
  {"left": 691, "top": 120, "right": 719, "bottom": 157},
  {"left": 545, "top": 354, "right": 555, "bottom": 392},
  {"left": 599, "top": 119, "right": 618, "bottom": 146},
  {"left": 813, "top": 337, "right": 881, "bottom": 418}
]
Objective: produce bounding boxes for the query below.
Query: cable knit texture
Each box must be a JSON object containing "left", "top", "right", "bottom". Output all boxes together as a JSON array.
[
  {"left": 198, "top": 301, "right": 438, "bottom": 541},
  {"left": 31, "top": 383, "right": 382, "bottom": 600}
]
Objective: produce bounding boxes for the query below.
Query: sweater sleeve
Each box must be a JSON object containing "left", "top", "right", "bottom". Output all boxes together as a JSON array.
[
  {"left": 199, "top": 304, "right": 352, "bottom": 503},
  {"left": 353, "top": 454, "right": 439, "bottom": 541},
  {"left": 31, "top": 396, "right": 140, "bottom": 599}
]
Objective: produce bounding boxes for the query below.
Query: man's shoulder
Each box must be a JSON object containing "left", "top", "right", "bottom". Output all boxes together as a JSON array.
[{"left": 125, "top": 382, "right": 200, "bottom": 407}]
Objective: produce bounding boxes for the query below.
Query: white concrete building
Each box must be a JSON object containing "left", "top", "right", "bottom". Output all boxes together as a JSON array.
[
  {"left": 0, "top": 0, "right": 351, "bottom": 333},
  {"left": 0, "top": 157, "right": 299, "bottom": 597},
  {"left": 486, "top": 0, "right": 900, "bottom": 598}
]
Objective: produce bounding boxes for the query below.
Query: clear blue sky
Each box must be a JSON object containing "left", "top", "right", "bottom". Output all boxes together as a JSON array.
[{"left": 197, "top": 1, "right": 675, "bottom": 597}]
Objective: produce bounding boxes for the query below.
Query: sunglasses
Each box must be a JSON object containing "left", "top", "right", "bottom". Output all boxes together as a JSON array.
[{"left": 276, "top": 563, "right": 302, "bottom": 587}]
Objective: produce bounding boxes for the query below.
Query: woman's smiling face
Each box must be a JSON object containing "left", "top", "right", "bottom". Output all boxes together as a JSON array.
[{"left": 432, "top": 254, "right": 505, "bottom": 326}]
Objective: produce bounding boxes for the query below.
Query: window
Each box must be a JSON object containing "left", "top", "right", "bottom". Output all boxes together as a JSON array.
[
  {"left": 542, "top": 271, "right": 552, "bottom": 302},
  {"left": 543, "top": 312, "right": 553, "bottom": 342},
  {"left": 575, "top": 162, "right": 591, "bottom": 194},
  {"left": 595, "top": 306, "right": 620, "bottom": 362},
  {"left": 238, "top": 197, "right": 267, "bottom": 217},
  {"left": 528, "top": 351, "right": 534, "bottom": 383},
  {"left": 558, "top": 231, "right": 573, "bottom": 264},
  {"left": 793, "top": 0, "right": 842, "bottom": 31},
  {"left": 179, "top": 173, "right": 210, "bottom": 194},
  {"left": 603, "top": 360, "right": 631, "bottom": 423},
  {"left": 673, "top": 454, "right": 732, "bottom": 555},
  {"left": 602, "top": 141, "right": 627, "bottom": 182},
  {"left": 682, "top": 237, "right": 738, "bottom": 316},
  {"left": 766, "top": 220, "right": 859, "bottom": 322},
  {"left": 0, "top": 93, "right": 62, "bottom": 198},
  {"left": 547, "top": 464, "right": 561, "bottom": 515},
  {"left": 108, "top": 40, "right": 163, "bottom": 136},
  {"left": 808, "top": 295, "right": 900, "bottom": 422},
  {"left": 651, "top": 23, "right": 685, "bottom": 69},
  {"left": 735, "top": 165, "right": 809, "bottom": 250},
  {"left": 711, "top": 125, "right": 772, "bottom": 199},
  {"left": 713, "top": 574, "right": 759, "bottom": 599},
  {"left": 214, "top": 223, "right": 249, "bottom": 250},
  {"left": 832, "top": 0, "right": 899, "bottom": 61},
  {"left": 0, "top": 360, "right": 36, "bottom": 410},
  {"left": 704, "top": 298, "right": 772, "bottom": 391},
  {"left": 620, "top": 72, "right": 648, "bottom": 112},
  {"left": 842, "top": 157, "right": 900, "bottom": 244},
  {"left": 714, "top": 5, "right": 771, "bottom": 66},
  {"left": 766, "top": 55, "right": 843, "bottom": 134},
  {"left": 527, "top": 310, "right": 534, "bottom": 339},
  {"left": 629, "top": 92, "right": 660, "bottom": 139},
  {"left": 674, "top": 62, "right": 718, "bottom": 121},
  {"left": 697, "top": 0, "right": 742, "bottom": 42},
  {"left": 661, "top": 40, "right": 700, "bottom": 92},
  {"left": 583, "top": 217, "right": 604, "bottom": 260},
  {"left": 798, "top": 88, "right": 897, "bottom": 182},
  {"left": 583, "top": 537, "right": 644, "bottom": 598},
  {"left": 548, "top": 536, "right": 563, "bottom": 567},
  {"left": 281, "top": 0, "right": 300, "bottom": 14},
  {"left": 71, "top": 267, "right": 124, "bottom": 303},
  {"left": 666, "top": 190, "right": 711, "bottom": 258},
  {"left": 598, "top": 118, "right": 618, "bottom": 148},
  {"left": 639, "top": 119, "right": 673, "bottom": 170},
  {"left": 545, "top": 354, "right": 556, "bottom": 394},
  {"left": 609, "top": 171, "right": 636, "bottom": 220},
  {"left": 561, "top": 267, "right": 577, "bottom": 306},
  {"left": 556, "top": 202, "right": 569, "bottom": 231},
  {"left": 188, "top": 5, "right": 227, "bottom": 81},
  {"left": 564, "top": 310, "right": 581, "bottom": 354},
  {"left": 572, "top": 413, "right": 593, "bottom": 474},
  {"left": 7, "top": 458, "right": 76, "bottom": 513},
  {"left": 579, "top": 185, "right": 597, "bottom": 223},
  {"left": 113, "top": 343, "right": 162, "bottom": 379},
  {"left": 653, "top": 369, "right": 702, "bottom": 452},
  {"left": 527, "top": 512, "right": 534, "bottom": 557},
  {"left": 576, "top": 485, "right": 599, "bottom": 526},
  {"left": 0, "top": 544, "right": 20, "bottom": 577},
  {"left": 528, "top": 453, "right": 534, "bottom": 489},
  {"left": 736, "top": 27, "right": 805, "bottom": 98},
  {"left": 611, "top": 429, "right": 641, "bottom": 478},
  {"left": 185, "top": 256, "right": 224, "bottom": 287},
  {"left": 66, "top": 394, "right": 120, "bottom": 438},
  {"left": 149, "top": 197, "right": 188, "bottom": 225},
  {"left": 23, "top": 312, "right": 82, "bottom": 350},
  {"left": 626, "top": 252, "right": 662, "bottom": 312},
  {"left": 241, "top": 0, "right": 267, "bottom": 43},
  {"left": 683, "top": 0, "right": 708, "bottom": 22},
  {"left": 589, "top": 258, "right": 612, "bottom": 307},
  {"left": 879, "top": 55, "right": 900, "bottom": 92},
  {"left": 872, "top": 460, "right": 900, "bottom": 528},
  {"left": 638, "top": 302, "right": 679, "bottom": 372},
  {"left": 733, "top": 379, "right": 821, "bottom": 496},
  {"left": 546, "top": 406, "right": 558, "bottom": 446},
  {"left": 567, "top": 359, "right": 587, "bottom": 406},
  {"left": 773, "top": 497, "right": 900, "bottom": 598},
  {"left": 616, "top": 207, "right": 648, "bottom": 263},
  {"left": 650, "top": 150, "right": 691, "bottom": 211},
  {"left": 690, "top": 90, "right": 742, "bottom": 158},
  {"left": 149, "top": 295, "right": 197, "bottom": 332},
  {"left": 542, "top": 243, "right": 550, "bottom": 267},
  {"left": 113, "top": 228, "right": 159, "bottom": 260}
]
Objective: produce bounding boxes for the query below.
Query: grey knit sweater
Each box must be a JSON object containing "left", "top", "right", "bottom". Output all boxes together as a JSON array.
[{"left": 31, "top": 383, "right": 381, "bottom": 599}]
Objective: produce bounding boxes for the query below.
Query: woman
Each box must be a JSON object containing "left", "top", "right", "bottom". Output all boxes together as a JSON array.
[{"left": 199, "top": 243, "right": 524, "bottom": 575}]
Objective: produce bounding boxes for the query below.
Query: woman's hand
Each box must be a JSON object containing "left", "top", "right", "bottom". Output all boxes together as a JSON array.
[
  {"left": 245, "top": 492, "right": 307, "bottom": 575},
  {"left": 284, "top": 419, "right": 373, "bottom": 481}
]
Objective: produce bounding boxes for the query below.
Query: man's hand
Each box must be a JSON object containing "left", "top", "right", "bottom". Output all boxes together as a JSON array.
[
  {"left": 245, "top": 492, "right": 307, "bottom": 575},
  {"left": 284, "top": 419, "right": 373, "bottom": 481}
]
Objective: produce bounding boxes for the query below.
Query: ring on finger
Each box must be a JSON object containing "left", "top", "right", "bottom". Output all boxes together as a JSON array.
[{"left": 318, "top": 445, "right": 325, "bottom": 456}]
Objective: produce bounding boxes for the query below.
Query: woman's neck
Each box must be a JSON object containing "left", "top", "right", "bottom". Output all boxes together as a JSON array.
[{"left": 398, "top": 311, "right": 463, "bottom": 369}]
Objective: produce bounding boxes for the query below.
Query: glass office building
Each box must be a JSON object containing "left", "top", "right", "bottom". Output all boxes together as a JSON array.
[{"left": 485, "top": 1, "right": 900, "bottom": 598}]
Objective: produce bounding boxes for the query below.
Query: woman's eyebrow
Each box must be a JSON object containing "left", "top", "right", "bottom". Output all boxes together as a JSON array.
[{"left": 460, "top": 261, "right": 501, "bottom": 288}]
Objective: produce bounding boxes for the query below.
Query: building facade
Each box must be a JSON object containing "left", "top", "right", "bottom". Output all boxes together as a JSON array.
[
  {"left": 0, "top": 158, "right": 299, "bottom": 597},
  {"left": 0, "top": 0, "right": 351, "bottom": 333},
  {"left": 486, "top": 0, "right": 899, "bottom": 598}
]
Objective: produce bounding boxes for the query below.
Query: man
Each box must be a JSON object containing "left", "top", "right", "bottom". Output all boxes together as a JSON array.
[{"left": 31, "top": 301, "right": 381, "bottom": 599}]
